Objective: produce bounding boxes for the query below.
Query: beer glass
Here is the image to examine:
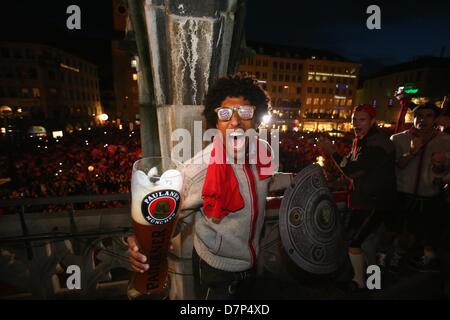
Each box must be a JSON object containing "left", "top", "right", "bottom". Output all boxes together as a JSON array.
[{"left": 127, "top": 157, "right": 184, "bottom": 300}]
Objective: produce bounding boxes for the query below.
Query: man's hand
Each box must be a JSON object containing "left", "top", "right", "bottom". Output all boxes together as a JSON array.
[
  {"left": 127, "top": 235, "right": 149, "bottom": 273},
  {"left": 410, "top": 130, "right": 425, "bottom": 155}
]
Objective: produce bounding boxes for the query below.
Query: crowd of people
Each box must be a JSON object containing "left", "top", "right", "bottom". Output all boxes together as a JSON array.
[
  {"left": 0, "top": 124, "right": 360, "bottom": 214},
  {"left": 0, "top": 125, "right": 142, "bottom": 212},
  {"left": 278, "top": 130, "right": 354, "bottom": 189}
]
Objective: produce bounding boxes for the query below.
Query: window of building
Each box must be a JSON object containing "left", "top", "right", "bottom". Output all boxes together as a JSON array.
[
  {"left": 306, "top": 97, "right": 312, "bottom": 105},
  {"left": 273, "top": 61, "right": 278, "bottom": 69},
  {"left": 348, "top": 90, "right": 353, "bottom": 96},
  {"left": 1, "top": 47, "right": 10, "bottom": 58},
  {"left": 308, "top": 75, "right": 314, "bottom": 81},
  {"left": 322, "top": 76, "right": 328, "bottom": 82},
  {"left": 292, "top": 63, "right": 297, "bottom": 71},
  {"left": 13, "top": 49, "right": 23, "bottom": 59},
  {"left": 256, "top": 59, "right": 261, "bottom": 66},
  {"left": 279, "top": 74, "right": 284, "bottom": 81},
  {"left": 25, "top": 48, "right": 35, "bottom": 59},
  {"left": 256, "top": 71, "right": 261, "bottom": 79},
  {"left": 328, "top": 88, "right": 333, "bottom": 94},
  {"left": 32, "top": 88, "right": 40, "bottom": 97},
  {"left": 297, "top": 75, "right": 302, "bottom": 82},
  {"left": 8, "top": 87, "right": 18, "bottom": 98},
  {"left": 280, "top": 62, "right": 284, "bottom": 70},
  {"left": 272, "top": 73, "right": 277, "bottom": 81},
  {"left": 335, "top": 88, "right": 340, "bottom": 94},
  {"left": 278, "top": 86, "right": 282, "bottom": 93},
  {"left": 307, "top": 87, "right": 312, "bottom": 93},
  {"left": 48, "top": 70, "right": 55, "bottom": 81},
  {"left": 3, "top": 66, "right": 13, "bottom": 79},
  {"left": 285, "top": 74, "right": 290, "bottom": 82},
  {"left": 28, "top": 67, "right": 37, "bottom": 79},
  {"left": 320, "top": 98, "right": 326, "bottom": 105},
  {"left": 286, "top": 63, "right": 291, "bottom": 70},
  {"left": 263, "top": 60, "right": 268, "bottom": 67},
  {"left": 21, "top": 88, "right": 30, "bottom": 97},
  {"left": 347, "top": 99, "right": 353, "bottom": 106},
  {"left": 14, "top": 67, "right": 22, "bottom": 79},
  {"left": 315, "top": 75, "right": 321, "bottom": 81},
  {"left": 321, "top": 87, "right": 326, "bottom": 94},
  {"left": 313, "top": 98, "right": 319, "bottom": 105},
  {"left": 314, "top": 87, "right": 320, "bottom": 94},
  {"left": 296, "top": 87, "right": 301, "bottom": 94},
  {"left": 262, "top": 72, "right": 267, "bottom": 79},
  {"left": 272, "top": 86, "right": 276, "bottom": 93}
]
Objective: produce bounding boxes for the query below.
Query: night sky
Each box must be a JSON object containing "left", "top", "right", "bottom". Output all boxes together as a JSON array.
[
  {"left": 246, "top": 0, "right": 450, "bottom": 76},
  {"left": 1, "top": 0, "right": 450, "bottom": 77}
]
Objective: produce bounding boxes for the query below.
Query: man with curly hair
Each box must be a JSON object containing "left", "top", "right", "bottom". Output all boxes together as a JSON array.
[{"left": 127, "top": 74, "right": 292, "bottom": 299}]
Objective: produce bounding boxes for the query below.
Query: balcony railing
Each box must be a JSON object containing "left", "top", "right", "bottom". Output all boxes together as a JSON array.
[{"left": 0, "top": 194, "right": 133, "bottom": 299}]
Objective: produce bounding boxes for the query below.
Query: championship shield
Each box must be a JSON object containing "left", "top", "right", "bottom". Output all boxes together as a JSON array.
[{"left": 278, "top": 164, "right": 346, "bottom": 276}]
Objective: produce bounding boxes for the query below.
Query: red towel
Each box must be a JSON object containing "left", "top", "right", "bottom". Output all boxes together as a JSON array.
[{"left": 202, "top": 136, "right": 273, "bottom": 221}]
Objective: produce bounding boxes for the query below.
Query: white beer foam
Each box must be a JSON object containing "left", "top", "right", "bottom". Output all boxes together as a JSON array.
[
  {"left": 148, "top": 166, "right": 158, "bottom": 179},
  {"left": 156, "top": 169, "right": 183, "bottom": 191},
  {"left": 131, "top": 169, "right": 183, "bottom": 225}
]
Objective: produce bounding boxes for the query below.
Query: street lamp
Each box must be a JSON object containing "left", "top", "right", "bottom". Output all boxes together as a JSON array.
[{"left": 99, "top": 113, "right": 109, "bottom": 121}]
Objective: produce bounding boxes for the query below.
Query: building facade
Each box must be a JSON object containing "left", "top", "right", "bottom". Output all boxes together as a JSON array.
[
  {"left": 357, "top": 57, "right": 450, "bottom": 125},
  {"left": 237, "top": 42, "right": 361, "bottom": 132},
  {"left": 0, "top": 42, "right": 102, "bottom": 133},
  {"left": 111, "top": 0, "right": 140, "bottom": 123}
]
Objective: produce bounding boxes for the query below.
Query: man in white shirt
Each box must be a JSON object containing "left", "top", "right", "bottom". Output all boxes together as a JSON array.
[{"left": 390, "top": 103, "right": 450, "bottom": 272}]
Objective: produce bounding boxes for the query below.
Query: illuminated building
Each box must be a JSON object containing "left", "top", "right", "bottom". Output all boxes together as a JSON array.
[
  {"left": 238, "top": 41, "right": 360, "bottom": 132},
  {"left": 0, "top": 42, "right": 102, "bottom": 130},
  {"left": 357, "top": 57, "right": 450, "bottom": 125},
  {"left": 111, "top": 0, "right": 140, "bottom": 123}
]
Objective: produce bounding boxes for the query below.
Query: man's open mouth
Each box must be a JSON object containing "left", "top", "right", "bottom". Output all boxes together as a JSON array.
[{"left": 227, "top": 131, "right": 246, "bottom": 151}]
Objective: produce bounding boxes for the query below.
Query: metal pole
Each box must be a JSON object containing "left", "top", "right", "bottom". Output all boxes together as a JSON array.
[{"left": 127, "top": 0, "right": 161, "bottom": 157}]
